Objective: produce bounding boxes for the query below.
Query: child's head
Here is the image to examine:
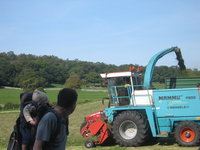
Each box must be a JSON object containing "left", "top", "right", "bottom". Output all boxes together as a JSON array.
[
  {"left": 32, "top": 89, "right": 48, "bottom": 105},
  {"left": 20, "top": 92, "right": 33, "bottom": 104}
]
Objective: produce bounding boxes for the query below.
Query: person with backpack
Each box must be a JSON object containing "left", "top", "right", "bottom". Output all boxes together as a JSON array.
[
  {"left": 7, "top": 90, "right": 51, "bottom": 150},
  {"left": 20, "top": 89, "right": 49, "bottom": 150},
  {"left": 33, "top": 88, "right": 78, "bottom": 150},
  {"left": 7, "top": 92, "right": 33, "bottom": 150}
]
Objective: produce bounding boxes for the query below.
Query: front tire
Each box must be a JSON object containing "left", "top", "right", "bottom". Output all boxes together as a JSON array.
[
  {"left": 175, "top": 121, "right": 200, "bottom": 146},
  {"left": 112, "top": 111, "right": 150, "bottom": 147},
  {"left": 85, "top": 139, "right": 95, "bottom": 148}
]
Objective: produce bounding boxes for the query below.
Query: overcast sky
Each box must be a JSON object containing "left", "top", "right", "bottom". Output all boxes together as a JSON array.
[{"left": 0, "top": 0, "right": 200, "bottom": 69}]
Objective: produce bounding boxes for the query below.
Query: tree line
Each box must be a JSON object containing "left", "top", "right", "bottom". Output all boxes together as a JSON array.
[{"left": 0, "top": 51, "right": 199, "bottom": 90}]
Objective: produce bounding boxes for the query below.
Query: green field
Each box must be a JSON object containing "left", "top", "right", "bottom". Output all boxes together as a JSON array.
[
  {"left": 0, "top": 88, "right": 199, "bottom": 150},
  {"left": 0, "top": 88, "right": 108, "bottom": 105},
  {"left": 1, "top": 101, "right": 198, "bottom": 150}
]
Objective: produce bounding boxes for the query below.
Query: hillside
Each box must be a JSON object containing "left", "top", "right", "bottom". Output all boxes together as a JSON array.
[{"left": 0, "top": 51, "right": 200, "bottom": 90}]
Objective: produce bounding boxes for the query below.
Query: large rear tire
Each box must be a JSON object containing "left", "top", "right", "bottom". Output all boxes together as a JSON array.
[
  {"left": 112, "top": 111, "right": 150, "bottom": 147},
  {"left": 175, "top": 121, "right": 200, "bottom": 146}
]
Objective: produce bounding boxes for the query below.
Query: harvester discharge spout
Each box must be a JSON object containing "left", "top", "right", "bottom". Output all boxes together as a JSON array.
[
  {"left": 174, "top": 48, "right": 186, "bottom": 71},
  {"left": 143, "top": 47, "right": 186, "bottom": 89}
]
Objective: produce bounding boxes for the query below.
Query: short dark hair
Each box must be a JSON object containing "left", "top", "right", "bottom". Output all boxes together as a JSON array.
[{"left": 57, "top": 88, "right": 78, "bottom": 109}]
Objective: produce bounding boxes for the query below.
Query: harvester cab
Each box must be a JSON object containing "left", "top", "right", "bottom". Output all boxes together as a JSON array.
[{"left": 100, "top": 70, "right": 142, "bottom": 107}]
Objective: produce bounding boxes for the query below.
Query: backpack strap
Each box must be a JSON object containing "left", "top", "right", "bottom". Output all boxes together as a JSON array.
[
  {"left": 49, "top": 110, "right": 68, "bottom": 140},
  {"left": 37, "top": 103, "right": 52, "bottom": 121}
]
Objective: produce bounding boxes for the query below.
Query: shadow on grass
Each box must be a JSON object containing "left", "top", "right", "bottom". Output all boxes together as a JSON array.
[
  {"left": 156, "top": 137, "right": 177, "bottom": 146},
  {"left": 98, "top": 136, "right": 177, "bottom": 147}
]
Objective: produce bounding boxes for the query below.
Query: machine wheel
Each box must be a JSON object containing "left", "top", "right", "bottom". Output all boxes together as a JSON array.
[
  {"left": 85, "top": 139, "right": 95, "bottom": 148},
  {"left": 175, "top": 121, "right": 200, "bottom": 146},
  {"left": 112, "top": 111, "right": 150, "bottom": 147}
]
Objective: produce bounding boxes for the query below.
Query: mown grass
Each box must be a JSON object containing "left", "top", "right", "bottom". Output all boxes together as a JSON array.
[
  {"left": 0, "top": 101, "right": 199, "bottom": 150},
  {"left": 0, "top": 88, "right": 199, "bottom": 150},
  {"left": 0, "top": 101, "right": 108, "bottom": 149}
]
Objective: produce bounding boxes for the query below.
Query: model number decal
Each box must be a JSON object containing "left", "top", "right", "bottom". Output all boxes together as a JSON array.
[{"left": 186, "top": 96, "right": 196, "bottom": 99}]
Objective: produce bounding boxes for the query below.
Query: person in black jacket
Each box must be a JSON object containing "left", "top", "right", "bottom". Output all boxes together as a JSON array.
[{"left": 20, "top": 90, "right": 49, "bottom": 150}]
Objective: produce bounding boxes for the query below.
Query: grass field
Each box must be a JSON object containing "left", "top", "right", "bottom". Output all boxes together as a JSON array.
[
  {"left": 0, "top": 88, "right": 108, "bottom": 105},
  {"left": 0, "top": 101, "right": 199, "bottom": 150},
  {"left": 0, "top": 88, "right": 199, "bottom": 150}
]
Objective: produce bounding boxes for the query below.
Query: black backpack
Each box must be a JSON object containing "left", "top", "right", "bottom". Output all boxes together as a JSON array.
[
  {"left": 7, "top": 118, "right": 21, "bottom": 150},
  {"left": 7, "top": 92, "right": 33, "bottom": 150}
]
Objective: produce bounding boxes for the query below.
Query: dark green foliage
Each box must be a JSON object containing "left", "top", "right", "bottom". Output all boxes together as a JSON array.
[
  {"left": 64, "top": 72, "right": 82, "bottom": 89},
  {"left": 14, "top": 68, "right": 48, "bottom": 91},
  {"left": 0, "top": 51, "right": 199, "bottom": 89},
  {"left": 0, "top": 51, "right": 128, "bottom": 88},
  {"left": 3, "top": 102, "right": 20, "bottom": 110},
  {"left": 85, "top": 72, "right": 101, "bottom": 84},
  {"left": 0, "top": 52, "right": 17, "bottom": 87},
  {"left": 153, "top": 66, "right": 180, "bottom": 83}
]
